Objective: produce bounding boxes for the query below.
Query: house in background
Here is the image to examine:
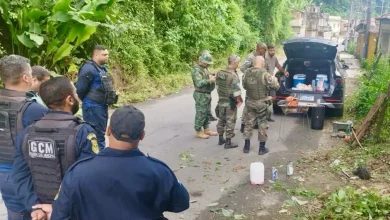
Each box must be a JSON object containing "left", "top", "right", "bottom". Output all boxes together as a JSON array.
[
  {"left": 340, "top": 19, "right": 349, "bottom": 37},
  {"left": 290, "top": 9, "right": 306, "bottom": 37},
  {"left": 303, "top": 5, "right": 332, "bottom": 40},
  {"left": 329, "top": 16, "right": 342, "bottom": 41},
  {"left": 354, "top": 19, "right": 378, "bottom": 60},
  {"left": 376, "top": 14, "right": 390, "bottom": 56}
]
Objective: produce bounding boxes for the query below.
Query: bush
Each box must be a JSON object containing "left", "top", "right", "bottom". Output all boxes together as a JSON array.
[
  {"left": 320, "top": 187, "right": 390, "bottom": 219},
  {"left": 346, "top": 58, "right": 390, "bottom": 140},
  {"left": 347, "top": 41, "right": 357, "bottom": 55}
]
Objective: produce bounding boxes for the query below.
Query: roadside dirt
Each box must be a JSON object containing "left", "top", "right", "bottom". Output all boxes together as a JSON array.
[{"left": 196, "top": 52, "right": 365, "bottom": 220}]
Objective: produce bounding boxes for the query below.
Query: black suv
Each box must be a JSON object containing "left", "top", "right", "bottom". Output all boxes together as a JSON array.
[{"left": 274, "top": 37, "right": 345, "bottom": 117}]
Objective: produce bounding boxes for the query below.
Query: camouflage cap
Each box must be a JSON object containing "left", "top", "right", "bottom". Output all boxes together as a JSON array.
[{"left": 199, "top": 51, "right": 213, "bottom": 65}]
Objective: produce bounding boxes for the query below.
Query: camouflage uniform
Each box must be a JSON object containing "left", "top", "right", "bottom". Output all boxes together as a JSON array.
[
  {"left": 242, "top": 67, "right": 279, "bottom": 155},
  {"left": 240, "top": 52, "right": 269, "bottom": 129},
  {"left": 191, "top": 64, "right": 215, "bottom": 132},
  {"left": 215, "top": 68, "right": 241, "bottom": 139}
]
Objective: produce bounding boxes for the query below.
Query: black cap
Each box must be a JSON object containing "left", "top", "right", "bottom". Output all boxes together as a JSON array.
[{"left": 110, "top": 105, "right": 145, "bottom": 143}]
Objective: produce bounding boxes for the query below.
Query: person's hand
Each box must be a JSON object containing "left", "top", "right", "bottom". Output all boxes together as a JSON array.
[
  {"left": 32, "top": 204, "right": 53, "bottom": 220},
  {"left": 236, "top": 96, "right": 243, "bottom": 108},
  {"left": 209, "top": 75, "right": 216, "bottom": 83},
  {"left": 31, "top": 209, "right": 47, "bottom": 220},
  {"left": 284, "top": 71, "right": 290, "bottom": 77}
]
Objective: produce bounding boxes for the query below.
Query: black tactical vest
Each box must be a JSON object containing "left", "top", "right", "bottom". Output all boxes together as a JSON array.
[
  {"left": 0, "top": 89, "right": 32, "bottom": 164},
  {"left": 22, "top": 113, "right": 84, "bottom": 203},
  {"left": 84, "top": 61, "right": 118, "bottom": 105}
]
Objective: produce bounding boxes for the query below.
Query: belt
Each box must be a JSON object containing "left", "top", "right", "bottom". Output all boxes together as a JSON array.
[{"left": 195, "top": 90, "right": 211, "bottom": 94}]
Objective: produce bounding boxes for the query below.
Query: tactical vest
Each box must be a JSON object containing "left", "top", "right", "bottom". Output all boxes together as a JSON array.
[
  {"left": 216, "top": 69, "right": 234, "bottom": 102},
  {"left": 0, "top": 90, "right": 32, "bottom": 164},
  {"left": 22, "top": 113, "right": 84, "bottom": 203},
  {"left": 85, "top": 61, "right": 118, "bottom": 105},
  {"left": 243, "top": 68, "right": 268, "bottom": 100}
]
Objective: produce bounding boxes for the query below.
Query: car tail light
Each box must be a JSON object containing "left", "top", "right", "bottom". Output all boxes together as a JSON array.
[
  {"left": 336, "top": 78, "right": 343, "bottom": 85},
  {"left": 324, "top": 98, "right": 341, "bottom": 102}
]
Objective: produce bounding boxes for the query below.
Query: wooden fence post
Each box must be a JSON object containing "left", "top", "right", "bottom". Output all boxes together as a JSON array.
[{"left": 374, "top": 82, "right": 390, "bottom": 141}]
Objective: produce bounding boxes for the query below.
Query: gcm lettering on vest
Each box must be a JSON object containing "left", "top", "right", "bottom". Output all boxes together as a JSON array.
[{"left": 28, "top": 140, "right": 56, "bottom": 159}]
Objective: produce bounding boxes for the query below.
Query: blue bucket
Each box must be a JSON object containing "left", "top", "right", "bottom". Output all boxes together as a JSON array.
[{"left": 293, "top": 74, "right": 306, "bottom": 87}]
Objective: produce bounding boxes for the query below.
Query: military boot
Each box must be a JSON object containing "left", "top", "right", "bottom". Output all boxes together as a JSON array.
[
  {"left": 204, "top": 128, "right": 218, "bottom": 136},
  {"left": 259, "top": 142, "right": 269, "bottom": 155},
  {"left": 240, "top": 123, "right": 245, "bottom": 133},
  {"left": 196, "top": 131, "right": 209, "bottom": 139},
  {"left": 218, "top": 135, "right": 226, "bottom": 145},
  {"left": 243, "top": 139, "right": 250, "bottom": 153},
  {"left": 224, "top": 138, "right": 238, "bottom": 149}
]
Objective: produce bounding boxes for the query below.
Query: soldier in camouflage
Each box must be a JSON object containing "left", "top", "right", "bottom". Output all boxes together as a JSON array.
[
  {"left": 200, "top": 50, "right": 218, "bottom": 122},
  {"left": 215, "top": 55, "right": 243, "bottom": 149},
  {"left": 191, "top": 51, "right": 218, "bottom": 139},
  {"left": 240, "top": 43, "right": 268, "bottom": 133},
  {"left": 242, "top": 56, "right": 280, "bottom": 155}
]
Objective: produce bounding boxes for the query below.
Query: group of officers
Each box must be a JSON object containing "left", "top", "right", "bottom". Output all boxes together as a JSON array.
[
  {"left": 191, "top": 42, "right": 289, "bottom": 155},
  {"left": 0, "top": 46, "right": 190, "bottom": 220}
]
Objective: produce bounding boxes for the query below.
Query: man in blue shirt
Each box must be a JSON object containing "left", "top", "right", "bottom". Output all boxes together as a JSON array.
[
  {"left": 76, "top": 45, "right": 118, "bottom": 150},
  {"left": 0, "top": 55, "right": 48, "bottom": 220},
  {"left": 12, "top": 77, "right": 100, "bottom": 220},
  {"left": 33, "top": 105, "right": 190, "bottom": 220},
  {"left": 27, "top": 65, "right": 52, "bottom": 106}
]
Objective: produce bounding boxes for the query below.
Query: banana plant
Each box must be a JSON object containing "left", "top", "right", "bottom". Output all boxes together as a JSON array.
[{"left": 0, "top": 0, "right": 115, "bottom": 74}]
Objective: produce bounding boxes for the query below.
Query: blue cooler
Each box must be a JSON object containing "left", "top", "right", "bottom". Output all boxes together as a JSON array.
[{"left": 293, "top": 74, "right": 306, "bottom": 87}]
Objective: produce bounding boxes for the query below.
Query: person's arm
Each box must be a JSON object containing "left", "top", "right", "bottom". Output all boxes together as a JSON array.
[
  {"left": 76, "top": 125, "right": 100, "bottom": 159},
  {"left": 264, "top": 72, "right": 280, "bottom": 91},
  {"left": 275, "top": 57, "right": 289, "bottom": 77},
  {"left": 191, "top": 69, "right": 214, "bottom": 88},
  {"left": 11, "top": 130, "right": 40, "bottom": 212},
  {"left": 240, "top": 56, "right": 252, "bottom": 73},
  {"left": 22, "top": 103, "right": 48, "bottom": 128},
  {"left": 76, "top": 65, "right": 94, "bottom": 100}
]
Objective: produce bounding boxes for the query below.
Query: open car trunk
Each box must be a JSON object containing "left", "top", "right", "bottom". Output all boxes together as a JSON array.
[{"left": 283, "top": 59, "right": 333, "bottom": 95}]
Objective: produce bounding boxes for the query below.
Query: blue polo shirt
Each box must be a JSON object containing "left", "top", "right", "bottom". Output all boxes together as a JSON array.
[{"left": 51, "top": 147, "right": 190, "bottom": 219}]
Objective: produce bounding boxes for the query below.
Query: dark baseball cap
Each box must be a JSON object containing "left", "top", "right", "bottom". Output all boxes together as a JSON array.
[{"left": 110, "top": 105, "right": 145, "bottom": 143}]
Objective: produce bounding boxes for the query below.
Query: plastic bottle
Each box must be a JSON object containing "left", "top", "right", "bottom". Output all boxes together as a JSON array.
[{"left": 250, "top": 162, "right": 265, "bottom": 185}]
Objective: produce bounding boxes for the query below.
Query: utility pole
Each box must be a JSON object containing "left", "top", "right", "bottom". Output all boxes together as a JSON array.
[
  {"left": 345, "top": 0, "right": 354, "bottom": 52},
  {"left": 362, "top": 0, "right": 372, "bottom": 59}
]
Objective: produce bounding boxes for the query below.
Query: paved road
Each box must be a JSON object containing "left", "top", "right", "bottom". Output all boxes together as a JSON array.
[{"left": 0, "top": 47, "right": 357, "bottom": 219}]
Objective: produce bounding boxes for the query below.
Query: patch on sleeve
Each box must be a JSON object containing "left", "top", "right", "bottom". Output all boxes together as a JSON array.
[
  {"left": 87, "top": 133, "right": 99, "bottom": 154},
  {"left": 28, "top": 140, "right": 56, "bottom": 159},
  {"left": 54, "top": 184, "right": 61, "bottom": 200}
]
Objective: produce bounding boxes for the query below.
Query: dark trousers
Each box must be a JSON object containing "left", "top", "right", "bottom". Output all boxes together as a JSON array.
[
  {"left": 82, "top": 106, "right": 108, "bottom": 150},
  {"left": 0, "top": 171, "right": 31, "bottom": 220}
]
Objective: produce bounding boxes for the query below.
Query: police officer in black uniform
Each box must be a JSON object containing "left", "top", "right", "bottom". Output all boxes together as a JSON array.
[
  {"left": 32, "top": 105, "right": 190, "bottom": 220},
  {"left": 11, "top": 77, "right": 100, "bottom": 220},
  {"left": 76, "top": 45, "right": 118, "bottom": 149},
  {"left": 0, "top": 55, "right": 48, "bottom": 220}
]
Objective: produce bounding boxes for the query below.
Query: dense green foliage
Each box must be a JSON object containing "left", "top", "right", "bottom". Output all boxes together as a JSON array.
[
  {"left": 0, "top": 0, "right": 307, "bottom": 102},
  {"left": 320, "top": 187, "right": 390, "bottom": 219},
  {"left": 345, "top": 58, "right": 390, "bottom": 140}
]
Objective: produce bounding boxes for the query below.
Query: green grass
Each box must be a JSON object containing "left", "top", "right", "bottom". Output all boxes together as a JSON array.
[{"left": 117, "top": 73, "right": 192, "bottom": 104}]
